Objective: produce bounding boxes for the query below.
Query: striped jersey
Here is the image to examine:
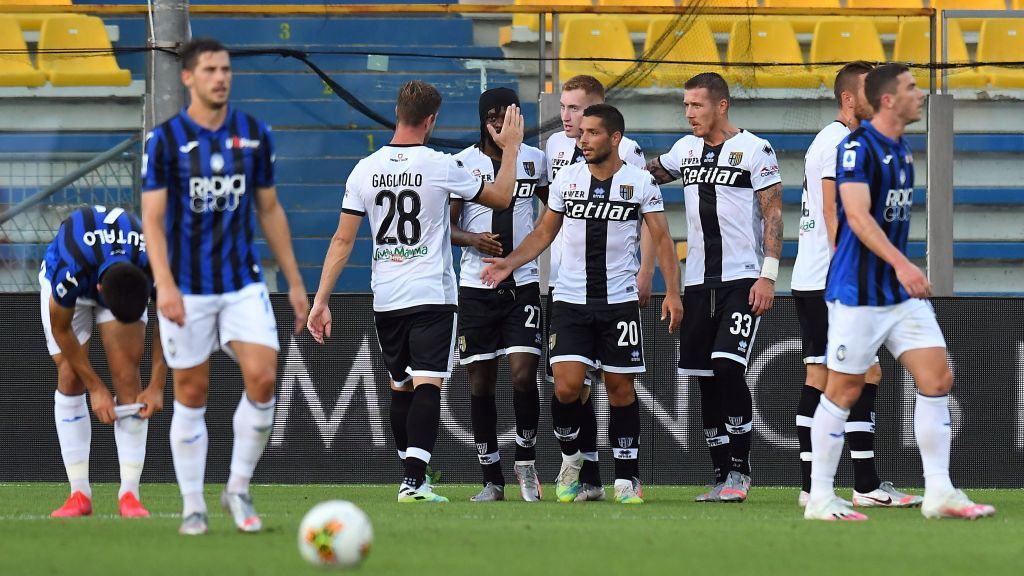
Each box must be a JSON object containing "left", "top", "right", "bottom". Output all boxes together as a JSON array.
[
  {"left": 792, "top": 121, "right": 849, "bottom": 291},
  {"left": 657, "top": 130, "right": 782, "bottom": 288},
  {"left": 141, "top": 106, "right": 274, "bottom": 295},
  {"left": 453, "top": 143, "right": 547, "bottom": 289},
  {"left": 40, "top": 205, "right": 150, "bottom": 308},
  {"left": 342, "top": 144, "right": 484, "bottom": 313},
  {"left": 547, "top": 161, "right": 664, "bottom": 305},
  {"left": 826, "top": 121, "right": 915, "bottom": 307},
  {"left": 544, "top": 131, "right": 646, "bottom": 287}
]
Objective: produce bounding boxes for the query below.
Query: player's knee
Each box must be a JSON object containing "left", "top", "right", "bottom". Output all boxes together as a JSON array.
[
  {"left": 470, "top": 379, "right": 496, "bottom": 397},
  {"left": 110, "top": 365, "right": 141, "bottom": 399},
  {"left": 710, "top": 358, "right": 746, "bottom": 388},
  {"left": 604, "top": 378, "right": 636, "bottom": 407},
  {"left": 553, "top": 381, "right": 581, "bottom": 404},
  {"left": 244, "top": 365, "right": 277, "bottom": 402},
  {"left": 509, "top": 366, "right": 537, "bottom": 394},
  {"left": 923, "top": 366, "right": 954, "bottom": 396}
]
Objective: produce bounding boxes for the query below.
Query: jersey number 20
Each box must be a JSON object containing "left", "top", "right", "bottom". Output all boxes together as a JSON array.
[{"left": 375, "top": 189, "right": 422, "bottom": 245}]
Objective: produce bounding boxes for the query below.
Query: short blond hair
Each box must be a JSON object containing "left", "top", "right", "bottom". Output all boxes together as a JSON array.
[
  {"left": 561, "top": 75, "right": 605, "bottom": 100},
  {"left": 396, "top": 80, "right": 442, "bottom": 126}
]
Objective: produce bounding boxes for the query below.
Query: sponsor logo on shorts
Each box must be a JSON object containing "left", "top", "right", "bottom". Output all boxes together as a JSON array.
[
  {"left": 631, "top": 349, "right": 641, "bottom": 362},
  {"left": 458, "top": 336, "right": 467, "bottom": 353},
  {"left": 548, "top": 334, "right": 556, "bottom": 350},
  {"left": 836, "top": 345, "right": 847, "bottom": 362},
  {"left": 167, "top": 338, "right": 177, "bottom": 359},
  {"left": 738, "top": 340, "right": 748, "bottom": 353}
]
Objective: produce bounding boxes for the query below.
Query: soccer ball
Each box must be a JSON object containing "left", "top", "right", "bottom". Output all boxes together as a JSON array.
[{"left": 297, "top": 500, "right": 373, "bottom": 569}]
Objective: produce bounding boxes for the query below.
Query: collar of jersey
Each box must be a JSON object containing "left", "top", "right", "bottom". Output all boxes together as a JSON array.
[
  {"left": 178, "top": 105, "right": 235, "bottom": 135},
  {"left": 861, "top": 120, "right": 901, "bottom": 147}
]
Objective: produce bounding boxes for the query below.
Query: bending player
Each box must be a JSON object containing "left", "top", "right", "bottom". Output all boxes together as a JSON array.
[
  {"left": 805, "top": 64, "right": 994, "bottom": 521},
  {"left": 142, "top": 38, "right": 309, "bottom": 535},
  {"left": 41, "top": 205, "right": 165, "bottom": 518},
  {"left": 451, "top": 87, "right": 546, "bottom": 502},
  {"left": 483, "top": 104, "right": 682, "bottom": 504},
  {"left": 308, "top": 80, "right": 524, "bottom": 503},
  {"left": 793, "top": 61, "right": 920, "bottom": 508}
]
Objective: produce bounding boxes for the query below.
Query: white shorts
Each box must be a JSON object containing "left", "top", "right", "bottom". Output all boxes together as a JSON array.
[
  {"left": 39, "top": 277, "right": 147, "bottom": 357},
  {"left": 157, "top": 282, "right": 280, "bottom": 369},
  {"left": 826, "top": 299, "right": 947, "bottom": 375}
]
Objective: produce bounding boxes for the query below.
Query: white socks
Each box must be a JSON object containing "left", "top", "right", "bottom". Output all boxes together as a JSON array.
[
  {"left": 226, "top": 395, "right": 276, "bottom": 495},
  {"left": 170, "top": 401, "right": 208, "bottom": 516},
  {"left": 915, "top": 393, "right": 955, "bottom": 496},
  {"left": 809, "top": 396, "right": 850, "bottom": 502},
  {"left": 54, "top": 391, "right": 91, "bottom": 498},
  {"left": 113, "top": 414, "right": 148, "bottom": 499}
]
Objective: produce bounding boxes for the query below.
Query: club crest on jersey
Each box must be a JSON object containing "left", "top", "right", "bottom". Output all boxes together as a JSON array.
[
  {"left": 619, "top": 184, "right": 634, "bottom": 200},
  {"left": 523, "top": 161, "right": 535, "bottom": 177},
  {"left": 459, "top": 336, "right": 467, "bottom": 353},
  {"left": 728, "top": 151, "right": 743, "bottom": 166},
  {"left": 210, "top": 153, "right": 225, "bottom": 173}
]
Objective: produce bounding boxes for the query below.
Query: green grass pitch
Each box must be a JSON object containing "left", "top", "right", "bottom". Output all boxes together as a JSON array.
[{"left": 1, "top": 483, "right": 1022, "bottom": 575}]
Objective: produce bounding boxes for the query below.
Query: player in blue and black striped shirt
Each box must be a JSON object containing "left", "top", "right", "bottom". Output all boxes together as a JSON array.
[
  {"left": 806, "top": 64, "right": 994, "bottom": 522},
  {"left": 141, "top": 38, "right": 309, "bottom": 536},
  {"left": 39, "top": 205, "right": 165, "bottom": 519}
]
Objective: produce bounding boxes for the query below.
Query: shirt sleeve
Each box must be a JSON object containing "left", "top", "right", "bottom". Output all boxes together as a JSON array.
[
  {"left": 341, "top": 178, "right": 366, "bottom": 216},
  {"left": 639, "top": 176, "right": 665, "bottom": 214},
  {"left": 657, "top": 139, "right": 685, "bottom": 180},
  {"left": 141, "top": 129, "right": 168, "bottom": 192},
  {"left": 751, "top": 140, "right": 782, "bottom": 192},
  {"left": 254, "top": 124, "right": 276, "bottom": 188},
  {"left": 547, "top": 171, "right": 565, "bottom": 214},
  {"left": 836, "top": 137, "right": 872, "bottom": 185},
  {"left": 820, "top": 139, "right": 839, "bottom": 181},
  {"left": 446, "top": 155, "right": 485, "bottom": 201},
  {"left": 537, "top": 151, "right": 549, "bottom": 187},
  {"left": 621, "top": 139, "right": 646, "bottom": 169}
]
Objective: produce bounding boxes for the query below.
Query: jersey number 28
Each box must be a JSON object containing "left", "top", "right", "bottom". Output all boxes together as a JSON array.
[{"left": 375, "top": 189, "right": 422, "bottom": 245}]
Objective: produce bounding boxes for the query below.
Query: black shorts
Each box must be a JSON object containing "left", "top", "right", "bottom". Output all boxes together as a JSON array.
[
  {"left": 549, "top": 301, "right": 645, "bottom": 374},
  {"left": 457, "top": 283, "right": 542, "bottom": 365},
  {"left": 545, "top": 290, "right": 601, "bottom": 385},
  {"left": 373, "top": 305, "right": 457, "bottom": 383},
  {"left": 678, "top": 279, "right": 760, "bottom": 376},
  {"left": 793, "top": 289, "right": 827, "bottom": 365}
]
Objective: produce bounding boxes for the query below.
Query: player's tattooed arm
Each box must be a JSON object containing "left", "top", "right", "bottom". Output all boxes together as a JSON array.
[
  {"left": 757, "top": 182, "right": 784, "bottom": 259},
  {"left": 646, "top": 157, "right": 676, "bottom": 185},
  {"left": 450, "top": 199, "right": 502, "bottom": 257}
]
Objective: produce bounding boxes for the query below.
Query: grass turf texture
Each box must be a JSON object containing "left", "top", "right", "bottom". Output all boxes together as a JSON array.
[{"left": 1, "top": 483, "right": 1022, "bottom": 575}]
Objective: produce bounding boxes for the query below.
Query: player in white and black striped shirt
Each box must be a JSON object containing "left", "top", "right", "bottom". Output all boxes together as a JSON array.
[
  {"left": 484, "top": 105, "right": 682, "bottom": 504},
  {"left": 649, "top": 73, "right": 783, "bottom": 503}
]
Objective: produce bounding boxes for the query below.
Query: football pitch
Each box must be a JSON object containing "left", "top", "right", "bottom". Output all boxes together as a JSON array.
[{"left": 1, "top": 483, "right": 1021, "bottom": 575}]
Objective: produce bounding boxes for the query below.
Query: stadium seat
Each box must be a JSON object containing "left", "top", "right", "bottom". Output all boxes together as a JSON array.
[
  {"left": 597, "top": 0, "right": 675, "bottom": 33},
  {"left": 763, "top": 1, "right": 841, "bottom": 7},
  {"left": 641, "top": 18, "right": 735, "bottom": 88},
  {"left": 726, "top": 18, "right": 822, "bottom": 88},
  {"left": 37, "top": 15, "right": 131, "bottom": 86},
  {"left": 932, "top": 0, "right": 1007, "bottom": 32},
  {"left": 0, "top": 15, "right": 46, "bottom": 87},
  {"left": 1016, "top": 0, "right": 1024, "bottom": 9},
  {"left": 977, "top": 19, "right": 1024, "bottom": 89},
  {"left": 512, "top": 0, "right": 592, "bottom": 33},
  {"left": 559, "top": 17, "right": 635, "bottom": 87},
  {"left": 8, "top": 13, "right": 75, "bottom": 32},
  {"left": 846, "top": 0, "right": 923, "bottom": 7},
  {"left": 893, "top": 19, "right": 987, "bottom": 89},
  {"left": 809, "top": 19, "right": 886, "bottom": 83}
]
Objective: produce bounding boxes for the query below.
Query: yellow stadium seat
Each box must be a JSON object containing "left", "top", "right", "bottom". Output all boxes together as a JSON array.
[
  {"left": 933, "top": 0, "right": 1006, "bottom": 32},
  {"left": 809, "top": 19, "right": 885, "bottom": 83},
  {"left": 1016, "top": 0, "right": 1024, "bottom": 9},
  {"left": 0, "top": 15, "right": 46, "bottom": 87},
  {"left": 977, "top": 19, "right": 1024, "bottom": 89},
  {"left": 641, "top": 18, "right": 735, "bottom": 88},
  {"left": 37, "top": 15, "right": 131, "bottom": 87},
  {"left": 727, "top": 18, "right": 822, "bottom": 88},
  {"left": 763, "top": 1, "right": 841, "bottom": 7},
  {"left": 559, "top": 17, "right": 636, "bottom": 87},
  {"left": 893, "top": 18, "right": 987, "bottom": 89},
  {"left": 8, "top": 13, "right": 75, "bottom": 32},
  {"left": 512, "top": 0, "right": 592, "bottom": 33},
  {"left": 0, "top": 0, "right": 71, "bottom": 4},
  {"left": 847, "top": 0, "right": 923, "bottom": 7},
  {"left": 597, "top": 0, "right": 676, "bottom": 33}
]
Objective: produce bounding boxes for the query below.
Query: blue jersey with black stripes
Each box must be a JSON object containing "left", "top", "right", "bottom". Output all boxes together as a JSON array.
[
  {"left": 826, "top": 120, "right": 915, "bottom": 307},
  {"left": 141, "top": 106, "right": 274, "bottom": 295},
  {"left": 41, "top": 205, "right": 150, "bottom": 308}
]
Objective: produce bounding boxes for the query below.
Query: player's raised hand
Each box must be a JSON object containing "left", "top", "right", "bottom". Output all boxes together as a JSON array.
[
  {"left": 472, "top": 232, "right": 503, "bottom": 257},
  {"left": 480, "top": 257, "right": 512, "bottom": 288},
  {"left": 661, "top": 294, "right": 683, "bottom": 333},
  {"left": 749, "top": 277, "right": 775, "bottom": 316},
  {"left": 306, "top": 300, "right": 333, "bottom": 344},
  {"left": 89, "top": 386, "right": 116, "bottom": 425},
  {"left": 896, "top": 261, "right": 931, "bottom": 298},
  {"left": 157, "top": 283, "right": 185, "bottom": 327},
  {"left": 289, "top": 286, "right": 311, "bottom": 335},
  {"left": 137, "top": 384, "right": 164, "bottom": 419},
  {"left": 490, "top": 104, "right": 524, "bottom": 151}
]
